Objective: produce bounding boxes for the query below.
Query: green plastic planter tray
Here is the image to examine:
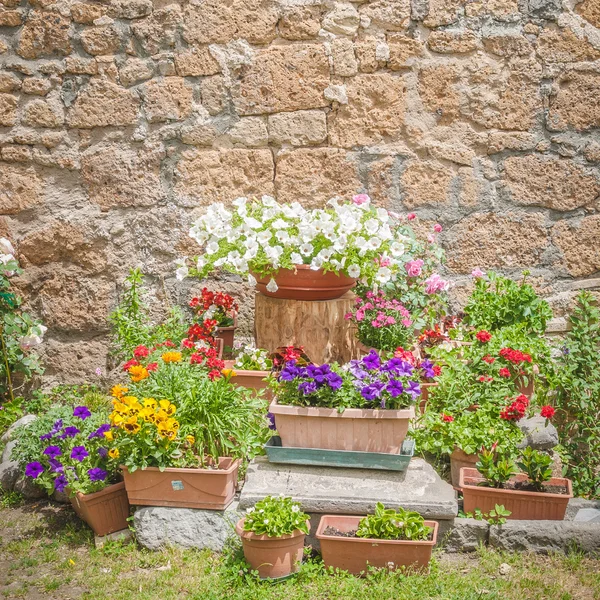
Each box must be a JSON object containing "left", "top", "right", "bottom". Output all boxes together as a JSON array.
[{"left": 264, "top": 436, "right": 415, "bottom": 471}]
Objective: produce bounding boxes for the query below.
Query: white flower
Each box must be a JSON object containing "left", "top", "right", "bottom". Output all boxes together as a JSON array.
[
  {"left": 246, "top": 507, "right": 255, "bottom": 513},
  {"left": 376, "top": 207, "right": 389, "bottom": 222},
  {"left": 0, "top": 253, "right": 14, "bottom": 265},
  {"left": 175, "top": 258, "right": 189, "bottom": 281},
  {"left": 347, "top": 264, "right": 360, "bottom": 278},
  {"left": 0, "top": 238, "right": 15, "bottom": 255},
  {"left": 232, "top": 197, "right": 248, "bottom": 208},
  {"left": 378, "top": 224, "right": 393, "bottom": 241},
  {"left": 275, "top": 230, "right": 290, "bottom": 244},
  {"left": 390, "top": 241, "right": 405, "bottom": 257},
  {"left": 300, "top": 243, "right": 314, "bottom": 256},
  {"left": 290, "top": 252, "right": 303, "bottom": 264},
  {"left": 310, "top": 257, "right": 323, "bottom": 270},
  {"left": 375, "top": 267, "right": 392, "bottom": 284},
  {"left": 263, "top": 519, "right": 269, "bottom": 524},
  {"left": 262, "top": 195, "right": 277, "bottom": 207},
  {"left": 266, "top": 278, "right": 278, "bottom": 293},
  {"left": 248, "top": 273, "right": 257, "bottom": 286},
  {"left": 291, "top": 505, "right": 300, "bottom": 513},
  {"left": 364, "top": 218, "right": 380, "bottom": 235},
  {"left": 205, "top": 241, "right": 219, "bottom": 255},
  {"left": 197, "top": 256, "right": 207, "bottom": 270},
  {"left": 318, "top": 247, "right": 333, "bottom": 261},
  {"left": 227, "top": 250, "right": 241, "bottom": 262},
  {"left": 367, "top": 236, "right": 381, "bottom": 250},
  {"left": 333, "top": 235, "right": 348, "bottom": 252},
  {"left": 245, "top": 217, "right": 262, "bottom": 229},
  {"left": 257, "top": 231, "right": 272, "bottom": 245},
  {"left": 272, "top": 219, "right": 289, "bottom": 229},
  {"left": 20, "top": 324, "right": 47, "bottom": 351}
]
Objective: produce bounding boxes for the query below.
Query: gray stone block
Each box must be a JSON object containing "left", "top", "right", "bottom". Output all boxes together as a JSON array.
[
  {"left": 565, "top": 497, "right": 600, "bottom": 520},
  {"left": 444, "top": 518, "right": 489, "bottom": 553},
  {"left": 0, "top": 458, "right": 20, "bottom": 492},
  {"left": 1, "top": 414, "right": 37, "bottom": 444},
  {"left": 517, "top": 416, "right": 559, "bottom": 450},
  {"left": 239, "top": 457, "right": 458, "bottom": 520},
  {"left": 14, "top": 475, "right": 46, "bottom": 499},
  {"left": 489, "top": 521, "right": 600, "bottom": 554},
  {"left": 574, "top": 509, "right": 600, "bottom": 523},
  {"left": 134, "top": 502, "right": 241, "bottom": 551},
  {"left": 526, "top": 0, "right": 561, "bottom": 19},
  {"left": 2, "top": 440, "right": 17, "bottom": 463}
]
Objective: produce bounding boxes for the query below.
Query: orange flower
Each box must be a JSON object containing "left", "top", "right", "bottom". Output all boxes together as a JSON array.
[
  {"left": 161, "top": 351, "right": 182, "bottom": 363},
  {"left": 129, "top": 365, "right": 149, "bottom": 382},
  {"left": 111, "top": 384, "right": 128, "bottom": 399}
]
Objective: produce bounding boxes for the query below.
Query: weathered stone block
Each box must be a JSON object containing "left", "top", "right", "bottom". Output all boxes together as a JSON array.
[
  {"left": 108, "top": 0, "right": 153, "bottom": 19},
  {"left": 42, "top": 337, "right": 110, "bottom": 383},
  {"left": 0, "top": 93, "right": 17, "bottom": 126},
  {"left": 0, "top": 9, "right": 22, "bottom": 26},
  {"left": 278, "top": 4, "right": 321, "bottom": 40},
  {"left": 21, "top": 77, "right": 51, "bottom": 96},
  {"left": 233, "top": 44, "right": 330, "bottom": 116},
  {"left": 17, "top": 10, "right": 71, "bottom": 59},
  {"left": 119, "top": 58, "right": 153, "bottom": 87},
  {"left": 355, "top": 36, "right": 386, "bottom": 73},
  {"left": 577, "top": 0, "right": 600, "bottom": 27},
  {"left": 131, "top": 5, "right": 180, "bottom": 55},
  {"left": 527, "top": 0, "right": 561, "bottom": 20},
  {"left": 428, "top": 30, "right": 479, "bottom": 54},
  {"left": 80, "top": 25, "right": 121, "bottom": 56},
  {"left": 359, "top": 0, "right": 411, "bottom": 30},
  {"left": 268, "top": 110, "right": 327, "bottom": 147},
  {"left": 65, "top": 56, "right": 98, "bottom": 75},
  {"left": 22, "top": 99, "right": 63, "bottom": 128},
  {"left": 548, "top": 71, "right": 600, "bottom": 131},
  {"left": 400, "top": 161, "right": 455, "bottom": 208},
  {"left": 423, "top": 0, "right": 463, "bottom": 26},
  {"left": 0, "top": 163, "right": 43, "bottom": 214},
  {"left": 174, "top": 49, "right": 220, "bottom": 77},
  {"left": 226, "top": 117, "right": 268, "bottom": 147},
  {"left": 503, "top": 155, "right": 600, "bottom": 211},
  {"left": 331, "top": 38, "right": 358, "bottom": 77},
  {"left": 142, "top": 78, "right": 193, "bottom": 123},
  {"left": 275, "top": 148, "right": 361, "bottom": 206},
  {"left": 553, "top": 216, "right": 600, "bottom": 277},
  {"left": 201, "top": 76, "right": 227, "bottom": 115},
  {"left": 71, "top": 2, "right": 106, "bottom": 24},
  {"left": 328, "top": 73, "right": 405, "bottom": 148},
  {"left": 387, "top": 34, "right": 424, "bottom": 69},
  {"left": 444, "top": 518, "right": 489, "bottom": 552},
  {"left": 175, "top": 148, "right": 275, "bottom": 203},
  {"left": 483, "top": 34, "right": 532, "bottom": 57},
  {"left": 418, "top": 64, "right": 461, "bottom": 124},
  {"left": 323, "top": 2, "right": 360, "bottom": 36},
  {"left": 0, "top": 72, "right": 21, "bottom": 92},
  {"left": 537, "top": 28, "right": 600, "bottom": 64}
]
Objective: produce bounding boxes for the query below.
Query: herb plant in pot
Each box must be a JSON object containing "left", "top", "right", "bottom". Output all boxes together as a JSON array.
[
  {"left": 460, "top": 446, "right": 573, "bottom": 520},
  {"left": 316, "top": 503, "right": 438, "bottom": 575},
  {"left": 223, "top": 343, "right": 273, "bottom": 393},
  {"left": 269, "top": 350, "right": 422, "bottom": 453},
  {"left": 236, "top": 495, "right": 310, "bottom": 580}
]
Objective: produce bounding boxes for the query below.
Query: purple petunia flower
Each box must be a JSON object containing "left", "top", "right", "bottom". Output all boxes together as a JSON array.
[
  {"left": 73, "top": 406, "right": 92, "bottom": 420},
  {"left": 386, "top": 379, "right": 404, "bottom": 398},
  {"left": 25, "top": 461, "right": 44, "bottom": 479},
  {"left": 71, "top": 446, "right": 89, "bottom": 462},
  {"left": 48, "top": 458, "right": 64, "bottom": 473},
  {"left": 298, "top": 381, "right": 317, "bottom": 396},
  {"left": 306, "top": 364, "right": 331, "bottom": 384},
  {"left": 43, "top": 446, "right": 62, "bottom": 459},
  {"left": 361, "top": 384, "right": 383, "bottom": 401},
  {"left": 405, "top": 380, "right": 421, "bottom": 399},
  {"left": 266, "top": 412, "right": 276, "bottom": 431},
  {"left": 326, "top": 372, "right": 343, "bottom": 390},
  {"left": 381, "top": 358, "right": 403, "bottom": 375},
  {"left": 396, "top": 361, "right": 414, "bottom": 377},
  {"left": 348, "top": 360, "right": 368, "bottom": 380},
  {"left": 39, "top": 433, "right": 53, "bottom": 441},
  {"left": 362, "top": 350, "right": 381, "bottom": 371},
  {"left": 279, "top": 362, "right": 301, "bottom": 381},
  {"left": 88, "top": 467, "right": 107, "bottom": 482},
  {"left": 420, "top": 360, "right": 436, "bottom": 379},
  {"left": 54, "top": 474, "right": 68, "bottom": 493},
  {"left": 97, "top": 447, "right": 108, "bottom": 459},
  {"left": 88, "top": 423, "right": 111, "bottom": 440},
  {"left": 40, "top": 419, "right": 64, "bottom": 441},
  {"left": 61, "top": 426, "right": 81, "bottom": 439}
]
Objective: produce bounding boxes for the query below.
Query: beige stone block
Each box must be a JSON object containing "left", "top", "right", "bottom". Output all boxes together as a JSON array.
[
  {"left": 418, "top": 64, "right": 461, "bottom": 124},
  {"left": 0, "top": 163, "right": 43, "bottom": 214},
  {"left": 465, "top": 0, "right": 519, "bottom": 17},
  {"left": 142, "top": 78, "right": 193, "bottom": 123},
  {"left": 71, "top": 2, "right": 106, "bottom": 24},
  {"left": 0, "top": 9, "right": 22, "bottom": 26},
  {"left": 65, "top": 56, "right": 98, "bottom": 75},
  {"left": 268, "top": 110, "right": 327, "bottom": 146},
  {"left": 355, "top": 37, "right": 386, "bottom": 73},
  {"left": 119, "top": 58, "right": 153, "bottom": 86},
  {"left": 108, "top": 0, "right": 153, "bottom": 19},
  {"left": 233, "top": 45, "right": 329, "bottom": 116},
  {"left": 201, "top": 76, "right": 227, "bottom": 115},
  {"left": 328, "top": 73, "right": 405, "bottom": 148},
  {"left": 503, "top": 155, "right": 600, "bottom": 211},
  {"left": 387, "top": 34, "right": 424, "bottom": 69},
  {"left": 1, "top": 145, "right": 32, "bottom": 162},
  {"left": 359, "top": 0, "right": 411, "bottom": 30},
  {"left": 80, "top": 25, "right": 121, "bottom": 56},
  {"left": 547, "top": 70, "right": 600, "bottom": 131},
  {"left": 483, "top": 35, "right": 532, "bottom": 57},
  {"left": 226, "top": 117, "right": 268, "bottom": 147},
  {"left": 537, "top": 27, "right": 600, "bottom": 63},
  {"left": 174, "top": 49, "right": 220, "bottom": 77},
  {"left": 427, "top": 30, "right": 479, "bottom": 53},
  {"left": 17, "top": 10, "right": 71, "bottom": 59},
  {"left": 42, "top": 337, "right": 110, "bottom": 383},
  {"left": 423, "top": 0, "right": 463, "bottom": 26},
  {"left": 553, "top": 216, "right": 600, "bottom": 277},
  {"left": 68, "top": 79, "right": 140, "bottom": 128},
  {"left": 21, "top": 77, "right": 52, "bottom": 96},
  {"left": 22, "top": 99, "right": 64, "bottom": 128},
  {"left": 131, "top": 5, "right": 180, "bottom": 55},
  {"left": 0, "top": 72, "right": 20, "bottom": 92},
  {"left": 331, "top": 38, "right": 358, "bottom": 77},
  {"left": 278, "top": 5, "right": 321, "bottom": 40},
  {"left": 400, "top": 161, "right": 454, "bottom": 208},
  {"left": 0, "top": 93, "right": 17, "bottom": 126},
  {"left": 175, "top": 149, "right": 275, "bottom": 203},
  {"left": 446, "top": 212, "right": 549, "bottom": 273},
  {"left": 487, "top": 131, "right": 537, "bottom": 153},
  {"left": 323, "top": 2, "right": 359, "bottom": 36},
  {"left": 275, "top": 148, "right": 361, "bottom": 206},
  {"left": 576, "top": 0, "right": 600, "bottom": 28}
]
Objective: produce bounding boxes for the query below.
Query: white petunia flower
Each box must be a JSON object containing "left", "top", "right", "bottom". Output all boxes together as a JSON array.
[
  {"left": 272, "top": 219, "right": 289, "bottom": 229},
  {"left": 390, "top": 241, "right": 405, "bottom": 257},
  {"left": 375, "top": 267, "right": 392, "bottom": 284},
  {"left": 300, "top": 243, "right": 314, "bottom": 256},
  {"left": 197, "top": 256, "right": 207, "bottom": 270},
  {"left": 376, "top": 207, "right": 389, "bottom": 222},
  {"left": 290, "top": 252, "right": 303, "bottom": 264},
  {"left": 364, "top": 218, "right": 380, "bottom": 235},
  {"left": 262, "top": 195, "right": 277, "bottom": 207},
  {"left": 275, "top": 230, "right": 290, "bottom": 244},
  {"left": 367, "top": 236, "right": 381, "bottom": 250},
  {"left": 245, "top": 217, "right": 262, "bottom": 229},
  {"left": 266, "top": 278, "right": 278, "bottom": 293},
  {"left": 175, "top": 258, "right": 189, "bottom": 281},
  {"left": 205, "top": 241, "right": 219, "bottom": 255},
  {"left": 310, "top": 257, "right": 323, "bottom": 270},
  {"left": 257, "top": 231, "right": 272, "bottom": 245},
  {"left": 347, "top": 264, "right": 360, "bottom": 278},
  {"left": 248, "top": 273, "right": 257, "bottom": 286}
]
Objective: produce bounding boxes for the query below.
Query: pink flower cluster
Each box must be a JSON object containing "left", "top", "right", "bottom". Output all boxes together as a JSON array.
[
  {"left": 346, "top": 291, "right": 412, "bottom": 328},
  {"left": 405, "top": 259, "right": 424, "bottom": 277},
  {"left": 424, "top": 273, "right": 450, "bottom": 294}
]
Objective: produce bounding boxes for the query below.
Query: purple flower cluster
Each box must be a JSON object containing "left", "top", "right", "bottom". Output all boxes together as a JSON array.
[{"left": 280, "top": 361, "right": 343, "bottom": 396}]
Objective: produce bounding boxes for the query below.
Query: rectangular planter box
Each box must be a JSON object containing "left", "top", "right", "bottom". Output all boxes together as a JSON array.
[
  {"left": 316, "top": 515, "right": 438, "bottom": 575},
  {"left": 223, "top": 360, "right": 271, "bottom": 395},
  {"left": 460, "top": 467, "right": 573, "bottom": 520},
  {"left": 269, "top": 399, "right": 415, "bottom": 454},
  {"left": 265, "top": 436, "right": 414, "bottom": 471},
  {"left": 70, "top": 481, "right": 130, "bottom": 537},
  {"left": 122, "top": 458, "right": 240, "bottom": 510}
]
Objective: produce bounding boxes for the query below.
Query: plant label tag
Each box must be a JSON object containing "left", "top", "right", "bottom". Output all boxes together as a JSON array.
[{"left": 171, "top": 480, "right": 184, "bottom": 491}]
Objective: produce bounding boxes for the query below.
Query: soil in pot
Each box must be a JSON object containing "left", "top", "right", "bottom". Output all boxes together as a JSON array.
[
  {"left": 322, "top": 526, "right": 435, "bottom": 542},
  {"left": 489, "top": 480, "right": 569, "bottom": 495}
]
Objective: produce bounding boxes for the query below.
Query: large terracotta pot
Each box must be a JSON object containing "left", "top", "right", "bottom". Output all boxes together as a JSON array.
[
  {"left": 253, "top": 265, "right": 356, "bottom": 301},
  {"left": 450, "top": 447, "right": 478, "bottom": 488},
  {"left": 460, "top": 467, "right": 573, "bottom": 520},
  {"left": 122, "top": 458, "right": 240, "bottom": 510},
  {"left": 269, "top": 399, "right": 415, "bottom": 453},
  {"left": 70, "top": 481, "right": 130, "bottom": 537},
  {"left": 316, "top": 515, "right": 438, "bottom": 575},
  {"left": 223, "top": 359, "right": 271, "bottom": 395},
  {"left": 235, "top": 518, "right": 309, "bottom": 579},
  {"left": 216, "top": 314, "right": 237, "bottom": 358}
]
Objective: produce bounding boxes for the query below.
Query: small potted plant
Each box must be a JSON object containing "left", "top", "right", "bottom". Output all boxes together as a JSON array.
[
  {"left": 235, "top": 495, "right": 310, "bottom": 580},
  {"left": 460, "top": 446, "right": 573, "bottom": 520},
  {"left": 316, "top": 502, "right": 438, "bottom": 575},
  {"left": 190, "top": 289, "right": 238, "bottom": 357},
  {"left": 18, "top": 405, "right": 129, "bottom": 537},
  {"left": 223, "top": 343, "right": 273, "bottom": 393},
  {"left": 269, "top": 350, "right": 423, "bottom": 454}
]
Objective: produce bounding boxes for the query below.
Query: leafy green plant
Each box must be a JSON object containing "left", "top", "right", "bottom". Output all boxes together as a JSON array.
[
  {"left": 517, "top": 447, "right": 552, "bottom": 491},
  {"left": 476, "top": 448, "right": 517, "bottom": 488},
  {"left": 356, "top": 503, "right": 432, "bottom": 541},
  {"left": 463, "top": 271, "right": 552, "bottom": 334},
  {"left": 459, "top": 504, "right": 512, "bottom": 525},
  {"left": 232, "top": 344, "right": 273, "bottom": 371},
  {"left": 552, "top": 291, "right": 600, "bottom": 499},
  {"left": 243, "top": 496, "right": 309, "bottom": 537}
]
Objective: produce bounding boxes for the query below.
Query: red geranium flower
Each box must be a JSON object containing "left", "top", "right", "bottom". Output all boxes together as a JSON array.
[
  {"left": 476, "top": 330, "right": 491, "bottom": 343},
  {"left": 540, "top": 405, "right": 555, "bottom": 419},
  {"left": 433, "top": 365, "right": 442, "bottom": 376},
  {"left": 181, "top": 338, "right": 195, "bottom": 350},
  {"left": 207, "top": 369, "right": 221, "bottom": 381},
  {"left": 122, "top": 358, "right": 139, "bottom": 371},
  {"left": 499, "top": 347, "right": 532, "bottom": 364},
  {"left": 146, "top": 362, "right": 158, "bottom": 372},
  {"left": 133, "top": 345, "right": 150, "bottom": 359},
  {"left": 441, "top": 413, "right": 454, "bottom": 423},
  {"left": 498, "top": 367, "right": 511, "bottom": 378},
  {"left": 482, "top": 355, "right": 495, "bottom": 364}
]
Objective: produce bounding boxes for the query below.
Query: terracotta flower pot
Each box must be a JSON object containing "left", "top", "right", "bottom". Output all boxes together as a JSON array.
[
  {"left": 460, "top": 467, "right": 573, "bottom": 520},
  {"left": 70, "top": 481, "right": 130, "bottom": 537},
  {"left": 223, "top": 360, "right": 271, "bottom": 395},
  {"left": 235, "top": 518, "right": 309, "bottom": 579},
  {"left": 216, "top": 314, "right": 237, "bottom": 358},
  {"left": 450, "top": 448, "right": 479, "bottom": 488},
  {"left": 253, "top": 265, "right": 356, "bottom": 301},
  {"left": 269, "top": 399, "right": 415, "bottom": 453},
  {"left": 316, "top": 515, "right": 438, "bottom": 575},
  {"left": 122, "top": 458, "right": 240, "bottom": 510}
]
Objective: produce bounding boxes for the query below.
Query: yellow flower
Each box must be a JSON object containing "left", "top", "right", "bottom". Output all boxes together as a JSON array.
[
  {"left": 128, "top": 365, "right": 149, "bottom": 382},
  {"left": 139, "top": 407, "right": 154, "bottom": 422},
  {"left": 108, "top": 448, "right": 119, "bottom": 459},
  {"left": 104, "top": 429, "right": 114, "bottom": 441},
  {"left": 161, "top": 351, "right": 182, "bottom": 363},
  {"left": 157, "top": 422, "right": 174, "bottom": 438},
  {"left": 143, "top": 397, "right": 157, "bottom": 409},
  {"left": 154, "top": 409, "right": 169, "bottom": 423},
  {"left": 112, "top": 402, "right": 130, "bottom": 415},
  {"left": 123, "top": 417, "right": 141, "bottom": 435},
  {"left": 111, "top": 384, "right": 128, "bottom": 399},
  {"left": 159, "top": 400, "right": 176, "bottom": 416},
  {"left": 221, "top": 368, "right": 237, "bottom": 378},
  {"left": 186, "top": 435, "right": 195, "bottom": 445},
  {"left": 165, "top": 418, "right": 180, "bottom": 432}
]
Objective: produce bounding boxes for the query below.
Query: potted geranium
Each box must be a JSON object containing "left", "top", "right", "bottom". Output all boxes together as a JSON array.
[
  {"left": 460, "top": 446, "right": 573, "bottom": 520},
  {"left": 190, "top": 289, "right": 238, "bottom": 357},
  {"left": 269, "top": 350, "right": 424, "bottom": 453},
  {"left": 18, "top": 405, "right": 129, "bottom": 536},
  {"left": 181, "top": 194, "right": 414, "bottom": 301},
  {"left": 235, "top": 495, "right": 310, "bottom": 580},
  {"left": 223, "top": 343, "right": 273, "bottom": 393},
  {"left": 316, "top": 502, "right": 438, "bottom": 575}
]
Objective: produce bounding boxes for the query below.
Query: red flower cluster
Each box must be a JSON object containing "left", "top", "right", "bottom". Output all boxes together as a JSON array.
[
  {"left": 190, "top": 288, "right": 238, "bottom": 314},
  {"left": 433, "top": 365, "right": 442, "bottom": 377},
  {"left": 482, "top": 355, "right": 495, "bottom": 364},
  {"left": 475, "top": 330, "right": 492, "bottom": 343},
  {"left": 133, "top": 345, "right": 150, "bottom": 359},
  {"left": 498, "top": 367, "right": 511, "bottom": 378},
  {"left": 188, "top": 320, "right": 218, "bottom": 343},
  {"left": 500, "top": 394, "right": 529, "bottom": 421},
  {"left": 540, "top": 405, "right": 555, "bottom": 419},
  {"left": 478, "top": 375, "right": 493, "bottom": 383},
  {"left": 189, "top": 345, "right": 224, "bottom": 371},
  {"left": 441, "top": 413, "right": 454, "bottom": 423},
  {"left": 122, "top": 358, "right": 139, "bottom": 371},
  {"left": 499, "top": 347, "right": 532, "bottom": 364},
  {"left": 393, "top": 346, "right": 418, "bottom": 365}
]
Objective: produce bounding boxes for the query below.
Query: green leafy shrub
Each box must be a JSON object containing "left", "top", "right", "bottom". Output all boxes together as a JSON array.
[
  {"left": 517, "top": 447, "right": 553, "bottom": 491},
  {"left": 243, "top": 496, "right": 309, "bottom": 537},
  {"left": 356, "top": 503, "right": 432, "bottom": 541},
  {"left": 476, "top": 448, "right": 517, "bottom": 488}
]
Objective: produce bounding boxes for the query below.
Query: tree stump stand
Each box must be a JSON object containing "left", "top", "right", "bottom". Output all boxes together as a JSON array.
[{"left": 254, "top": 292, "right": 359, "bottom": 364}]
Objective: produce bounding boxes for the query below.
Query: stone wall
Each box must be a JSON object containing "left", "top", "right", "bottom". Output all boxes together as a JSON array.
[{"left": 0, "top": 0, "right": 599, "bottom": 384}]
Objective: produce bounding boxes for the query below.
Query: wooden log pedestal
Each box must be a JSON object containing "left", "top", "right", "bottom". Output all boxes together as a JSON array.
[{"left": 254, "top": 291, "right": 359, "bottom": 364}]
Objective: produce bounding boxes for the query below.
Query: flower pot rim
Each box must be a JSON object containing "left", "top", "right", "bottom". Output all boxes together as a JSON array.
[
  {"left": 235, "top": 518, "right": 310, "bottom": 542},
  {"left": 315, "top": 515, "right": 439, "bottom": 546},
  {"left": 217, "top": 313, "right": 238, "bottom": 332},
  {"left": 269, "top": 398, "right": 415, "bottom": 419},
  {"left": 74, "top": 480, "right": 125, "bottom": 502},
  {"left": 459, "top": 467, "right": 573, "bottom": 499},
  {"left": 223, "top": 360, "right": 270, "bottom": 378},
  {"left": 121, "top": 457, "right": 240, "bottom": 476}
]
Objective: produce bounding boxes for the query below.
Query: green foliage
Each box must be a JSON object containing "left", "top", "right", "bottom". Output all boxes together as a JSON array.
[
  {"left": 476, "top": 449, "right": 517, "bottom": 488},
  {"left": 0, "top": 395, "right": 24, "bottom": 435},
  {"left": 552, "top": 291, "right": 600, "bottom": 499},
  {"left": 356, "top": 503, "right": 432, "bottom": 541},
  {"left": 459, "top": 504, "right": 512, "bottom": 525},
  {"left": 517, "top": 447, "right": 553, "bottom": 491},
  {"left": 463, "top": 271, "right": 552, "bottom": 334},
  {"left": 26, "top": 385, "right": 112, "bottom": 415},
  {"left": 243, "top": 496, "right": 310, "bottom": 537},
  {"left": 0, "top": 489, "right": 24, "bottom": 508}
]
